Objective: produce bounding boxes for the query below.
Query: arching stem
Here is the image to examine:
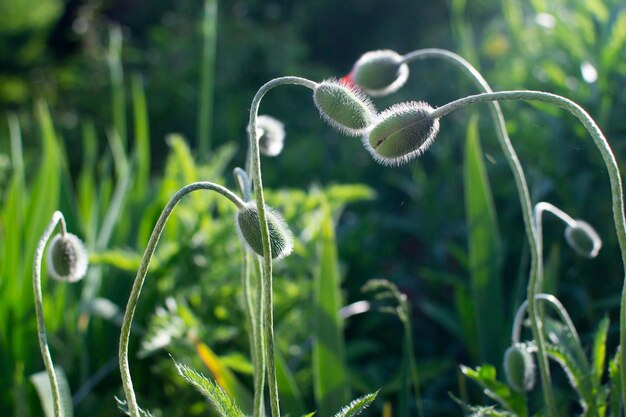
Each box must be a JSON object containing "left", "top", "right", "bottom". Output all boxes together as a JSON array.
[
  {"left": 403, "top": 49, "right": 557, "bottom": 415},
  {"left": 432, "top": 90, "right": 626, "bottom": 412},
  {"left": 118, "top": 182, "right": 244, "bottom": 417},
  {"left": 33, "top": 210, "right": 67, "bottom": 417},
  {"left": 247, "top": 76, "right": 318, "bottom": 417}
]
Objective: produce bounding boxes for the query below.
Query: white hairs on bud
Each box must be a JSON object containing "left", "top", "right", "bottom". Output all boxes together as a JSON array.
[{"left": 352, "top": 49, "right": 409, "bottom": 97}]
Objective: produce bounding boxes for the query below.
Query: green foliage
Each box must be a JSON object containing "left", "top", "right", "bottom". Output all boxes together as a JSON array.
[
  {"left": 30, "top": 367, "right": 73, "bottom": 417},
  {"left": 331, "top": 391, "right": 379, "bottom": 417}
]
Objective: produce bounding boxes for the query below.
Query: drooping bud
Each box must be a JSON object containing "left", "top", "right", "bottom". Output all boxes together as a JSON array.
[
  {"left": 236, "top": 203, "right": 294, "bottom": 260},
  {"left": 255, "top": 115, "right": 286, "bottom": 157},
  {"left": 565, "top": 220, "right": 602, "bottom": 258},
  {"left": 47, "top": 233, "right": 88, "bottom": 283},
  {"left": 313, "top": 79, "right": 375, "bottom": 136},
  {"left": 503, "top": 344, "right": 536, "bottom": 393},
  {"left": 349, "top": 49, "right": 409, "bottom": 97},
  {"left": 363, "top": 101, "right": 440, "bottom": 166}
]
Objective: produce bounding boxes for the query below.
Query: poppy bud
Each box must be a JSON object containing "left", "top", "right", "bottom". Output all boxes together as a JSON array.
[
  {"left": 47, "top": 233, "right": 88, "bottom": 283},
  {"left": 565, "top": 220, "right": 602, "bottom": 258},
  {"left": 503, "top": 344, "right": 536, "bottom": 393},
  {"left": 256, "top": 115, "right": 286, "bottom": 157},
  {"left": 313, "top": 79, "right": 375, "bottom": 136},
  {"left": 363, "top": 101, "right": 440, "bottom": 166},
  {"left": 349, "top": 49, "right": 409, "bottom": 97},
  {"left": 236, "top": 203, "right": 293, "bottom": 260}
]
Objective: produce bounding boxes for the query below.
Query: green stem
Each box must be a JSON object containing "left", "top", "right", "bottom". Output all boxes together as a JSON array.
[
  {"left": 432, "top": 89, "right": 626, "bottom": 413},
  {"left": 512, "top": 294, "right": 596, "bottom": 414},
  {"left": 33, "top": 211, "right": 67, "bottom": 417},
  {"left": 403, "top": 49, "right": 552, "bottom": 416},
  {"left": 252, "top": 256, "right": 266, "bottom": 417},
  {"left": 118, "top": 182, "right": 244, "bottom": 417},
  {"left": 248, "top": 76, "right": 318, "bottom": 417}
]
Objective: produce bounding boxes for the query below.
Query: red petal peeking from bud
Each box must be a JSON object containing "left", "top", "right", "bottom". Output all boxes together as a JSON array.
[{"left": 340, "top": 71, "right": 356, "bottom": 89}]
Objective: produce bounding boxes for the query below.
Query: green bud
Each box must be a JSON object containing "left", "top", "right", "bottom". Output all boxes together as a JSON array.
[
  {"left": 565, "top": 220, "right": 602, "bottom": 258},
  {"left": 256, "top": 115, "right": 286, "bottom": 157},
  {"left": 350, "top": 49, "right": 409, "bottom": 97},
  {"left": 313, "top": 79, "right": 375, "bottom": 136},
  {"left": 503, "top": 344, "right": 536, "bottom": 393},
  {"left": 364, "top": 101, "right": 440, "bottom": 166},
  {"left": 47, "top": 233, "right": 88, "bottom": 283},
  {"left": 236, "top": 203, "right": 294, "bottom": 260}
]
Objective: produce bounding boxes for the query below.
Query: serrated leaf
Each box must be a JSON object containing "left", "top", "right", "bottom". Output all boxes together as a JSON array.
[
  {"left": 173, "top": 360, "right": 245, "bottom": 417},
  {"left": 332, "top": 391, "right": 378, "bottom": 417},
  {"left": 459, "top": 364, "right": 527, "bottom": 416},
  {"left": 30, "top": 367, "right": 73, "bottom": 417}
]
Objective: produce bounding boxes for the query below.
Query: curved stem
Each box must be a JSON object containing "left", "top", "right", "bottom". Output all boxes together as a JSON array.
[
  {"left": 248, "top": 76, "right": 318, "bottom": 417},
  {"left": 403, "top": 49, "right": 554, "bottom": 415},
  {"left": 118, "top": 182, "right": 244, "bottom": 417},
  {"left": 512, "top": 294, "right": 596, "bottom": 415},
  {"left": 33, "top": 210, "right": 67, "bottom": 417},
  {"left": 432, "top": 89, "right": 626, "bottom": 411}
]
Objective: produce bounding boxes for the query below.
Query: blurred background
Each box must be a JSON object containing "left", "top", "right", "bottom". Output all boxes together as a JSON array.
[{"left": 1, "top": 0, "right": 626, "bottom": 415}]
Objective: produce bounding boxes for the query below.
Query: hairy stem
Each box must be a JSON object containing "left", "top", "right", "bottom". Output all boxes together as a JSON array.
[
  {"left": 247, "top": 76, "right": 318, "bottom": 417},
  {"left": 403, "top": 49, "right": 557, "bottom": 415},
  {"left": 432, "top": 90, "right": 626, "bottom": 412},
  {"left": 118, "top": 182, "right": 244, "bottom": 417},
  {"left": 33, "top": 211, "right": 67, "bottom": 417}
]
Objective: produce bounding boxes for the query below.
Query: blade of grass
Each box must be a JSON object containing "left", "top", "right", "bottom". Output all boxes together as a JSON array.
[
  {"left": 313, "top": 195, "right": 350, "bottom": 416},
  {"left": 107, "top": 24, "right": 127, "bottom": 146},
  {"left": 275, "top": 348, "right": 306, "bottom": 417},
  {"left": 463, "top": 114, "right": 504, "bottom": 365},
  {"left": 197, "top": 0, "right": 218, "bottom": 157},
  {"left": 131, "top": 73, "right": 150, "bottom": 200}
]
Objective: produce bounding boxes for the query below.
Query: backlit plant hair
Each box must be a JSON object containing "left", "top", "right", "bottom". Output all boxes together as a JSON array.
[
  {"left": 346, "top": 49, "right": 409, "bottom": 96},
  {"left": 255, "top": 115, "right": 286, "bottom": 157},
  {"left": 33, "top": 211, "right": 88, "bottom": 417}
]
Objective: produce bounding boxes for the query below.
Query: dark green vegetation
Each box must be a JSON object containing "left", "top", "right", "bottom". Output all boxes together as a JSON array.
[{"left": 1, "top": 0, "right": 626, "bottom": 416}]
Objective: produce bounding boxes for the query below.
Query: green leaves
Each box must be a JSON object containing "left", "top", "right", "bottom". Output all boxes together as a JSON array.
[
  {"left": 30, "top": 367, "right": 73, "bottom": 417},
  {"left": 174, "top": 360, "right": 245, "bottom": 417}
]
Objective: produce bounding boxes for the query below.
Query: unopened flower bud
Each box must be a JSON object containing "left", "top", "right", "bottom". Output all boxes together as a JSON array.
[
  {"left": 503, "top": 344, "right": 536, "bottom": 393},
  {"left": 236, "top": 203, "right": 294, "bottom": 260},
  {"left": 313, "top": 79, "right": 375, "bottom": 136},
  {"left": 565, "top": 220, "right": 602, "bottom": 258},
  {"left": 348, "top": 49, "right": 409, "bottom": 97},
  {"left": 255, "top": 115, "right": 286, "bottom": 157},
  {"left": 363, "top": 101, "right": 440, "bottom": 166},
  {"left": 47, "top": 233, "right": 88, "bottom": 283}
]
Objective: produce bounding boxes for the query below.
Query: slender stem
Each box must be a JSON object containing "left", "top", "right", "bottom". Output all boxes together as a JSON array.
[
  {"left": 247, "top": 76, "right": 318, "bottom": 417},
  {"left": 33, "top": 211, "right": 67, "bottom": 417},
  {"left": 535, "top": 202, "right": 577, "bottom": 229},
  {"left": 403, "top": 49, "right": 553, "bottom": 416},
  {"left": 118, "top": 182, "right": 244, "bottom": 417},
  {"left": 512, "top": 294, "right": 596, "bottom": 414},
  {"left": 252, "top": 256, "right": 266, "bottom": 417},
  {"left": 432, "top": 89, "right": 626, "bottom": 412}
]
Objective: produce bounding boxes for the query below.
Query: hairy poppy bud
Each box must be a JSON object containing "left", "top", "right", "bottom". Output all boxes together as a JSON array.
[
  {"left": 363, "top": 101, "right": 440, "bottom": 166},
  {"left": 503, "top": 344, "right": 536, "bottom": 393},
  {"left": 565, "top": 220, "right": 602, "bottom": 258},
  {"left": 236, "top": 203, "right": 294, "bottom": 260},
  {"left": 348, "top": 49, "right": 409, "bottom": 97},
  {"left": 256, "top": 115, "right": 286, "bottom": 157},
  {"left": 313, "top": 79, "right": 375, "bottom": 136},
  {"left": 47, "top": 233, "right": 88, "bottom": 283}
]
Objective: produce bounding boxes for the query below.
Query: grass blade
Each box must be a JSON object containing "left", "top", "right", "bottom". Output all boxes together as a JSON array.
[
  {"left": 30, "top": 367, "right": 73, "bottom": 417},
  {"left": 313, "top": 195, "right": 350, "bottom": 416},
  {"left": 463, "top": 114, "right": 504, "bottom": 365},
  {"left": 197, "top": 0, "right": 218, "bottom": 156},
  {"left": 131, "top": 73, "right": 150, "bottom": 200}
]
